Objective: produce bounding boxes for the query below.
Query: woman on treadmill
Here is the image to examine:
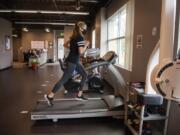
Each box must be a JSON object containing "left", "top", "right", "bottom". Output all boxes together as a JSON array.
[{"left": 44, "top": 21, "right": 89, "bottom": 106}]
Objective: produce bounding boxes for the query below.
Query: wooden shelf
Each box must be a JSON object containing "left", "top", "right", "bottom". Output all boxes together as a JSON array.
[
  {"left": 128, "top": 108, "right": 140, "bottom": 118},
  {"left": 125, "top": 86, "right": 170, "bottom": 135},
  {"left": 125, "top": 122, "right": 139, "bottom": 135},
  {"left": 143, "top": 114, "right": 168, "bottom": 121}
]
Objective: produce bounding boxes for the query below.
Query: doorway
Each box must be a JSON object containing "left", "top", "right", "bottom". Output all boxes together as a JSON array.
[{"left": 58, "top": 38, "right": 64, "bottom": 59}]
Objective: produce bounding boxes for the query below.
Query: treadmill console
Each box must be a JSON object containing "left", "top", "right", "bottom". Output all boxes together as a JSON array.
[
  {"left": 102, "top": 51, "right": 117, "bottom": 63},
  {"left": 84, "top": 48, "right": 100, "bottom": 58}
]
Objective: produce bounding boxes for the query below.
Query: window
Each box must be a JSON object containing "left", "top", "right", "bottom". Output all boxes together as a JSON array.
[
  {"left": 92, "top": 29, "right": 96, "bottom": 48},
  {"left": 58, "top": 38, "right": 64, "bottom": 59},
  {"left": 177, "top": 15, "right": 180, "bottom": 55},
  {"left": 107, "top": 2, "right": 134, "bottom": 71}
]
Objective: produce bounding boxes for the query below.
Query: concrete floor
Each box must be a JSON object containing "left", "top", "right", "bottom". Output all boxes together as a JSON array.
[{"left": 0, "top": 63, "right": 131, "bottom": 135}]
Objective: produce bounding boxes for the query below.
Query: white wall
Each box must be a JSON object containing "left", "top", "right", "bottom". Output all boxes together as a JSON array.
[{"left": 0, "top": 18, "right": 13, "bottom": 70}]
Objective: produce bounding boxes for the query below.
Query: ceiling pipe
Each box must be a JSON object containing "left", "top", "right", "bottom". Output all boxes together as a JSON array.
[
  {"left": 105, "top": 0, "right": 113, "bottom": 7},
  {"left": 53, "top": 0, "right": 59, "bottom": 10}
]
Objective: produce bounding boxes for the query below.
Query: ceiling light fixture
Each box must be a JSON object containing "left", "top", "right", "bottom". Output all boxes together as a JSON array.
[
  {"left": 40, "top": 10, "right": 88, "bottom": 15},
  {"left": 15, "top": 22, "right": 75, "bottom": 26},
  {"left": 12, "top": 34, "right": 18, "bottom": 38},
  {"left": 14, "top": 10, "right": 38, "bottom": 13},
  {"left": 0, "top": 10, "right": 11, "bottom": 13},
  {"left": 54, "top": 0, "right": 98, "bottom": 3},
  {"left": 0, "top": 10, "right": 89, "bottom": 15},
  {"left": 75, "top": 0, "right": 81, "bottom": 10},
  {"left": 45, "top": 28, "right": 50, "bottom": 32},
  {"left": 22, "top": 27, "right": 29, "bottom": 32}
]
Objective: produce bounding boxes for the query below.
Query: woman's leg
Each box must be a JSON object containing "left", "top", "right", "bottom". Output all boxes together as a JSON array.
[
  {"left": 75, "top": 63, "right": 87, "bottom": 97},
  {"left": 48, "top": 62, "right": 76, "bottom": 98}
]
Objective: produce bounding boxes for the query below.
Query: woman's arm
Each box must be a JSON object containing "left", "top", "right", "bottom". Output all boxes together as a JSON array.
[
  {"left": 64, "top": 40, "right": 70, "bottom": 49},
  {"left": 78, "top": 41, "right": 89, "bottom": 55}
]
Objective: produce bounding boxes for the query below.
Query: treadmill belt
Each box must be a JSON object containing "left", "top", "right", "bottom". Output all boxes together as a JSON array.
[{"left": 33, "top": 99, "right": 108, "bottom": 114}]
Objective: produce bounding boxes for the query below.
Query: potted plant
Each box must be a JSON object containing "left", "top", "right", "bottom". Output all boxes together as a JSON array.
[{"left": 31, "top": 59, "right": 39, "bottom": 70}]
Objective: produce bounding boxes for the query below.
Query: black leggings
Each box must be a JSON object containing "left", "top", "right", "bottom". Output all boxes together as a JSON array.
[{"left": 52, "top": 62, "right": 87, "bottom": 93}]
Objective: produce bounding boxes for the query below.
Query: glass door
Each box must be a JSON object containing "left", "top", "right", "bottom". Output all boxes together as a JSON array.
[{"left": 58, "top": 38, "right": 64, "bottom": 59}]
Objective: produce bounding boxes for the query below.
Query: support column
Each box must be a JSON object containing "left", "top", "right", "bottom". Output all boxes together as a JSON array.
[{"left": 159, "top": 0, "right": 176, "bottom": 62}]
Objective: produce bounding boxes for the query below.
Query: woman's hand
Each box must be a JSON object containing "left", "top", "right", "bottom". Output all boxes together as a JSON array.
[
  {"left": 64, "top": 40, "right": 70, "bottom": 48},
  {"left": 85, "top": 41, "right": 90, "bottom": 48}
]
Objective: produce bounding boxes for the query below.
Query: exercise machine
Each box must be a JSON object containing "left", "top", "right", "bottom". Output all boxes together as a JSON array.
[
  {"left": 59, "top": 48, "right": 115, "bottom": 94},
  {"left": 31, "top": 51, "right": 127, "bottom": 122},
  {"left": 145, "top": 0, "right": 180, "bottom": 102},
  {"left": 125, "top": 1, "right": 180, "bottom": 134}
]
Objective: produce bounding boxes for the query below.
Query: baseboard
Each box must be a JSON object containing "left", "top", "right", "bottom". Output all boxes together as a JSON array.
[{"left": 0, "top": 66, "right": 13, "bottom": 71}]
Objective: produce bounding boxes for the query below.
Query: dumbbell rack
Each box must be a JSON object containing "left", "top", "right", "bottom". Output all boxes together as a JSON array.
[{"left": 125, "top": 86, "right": 171, "bottom": 135}]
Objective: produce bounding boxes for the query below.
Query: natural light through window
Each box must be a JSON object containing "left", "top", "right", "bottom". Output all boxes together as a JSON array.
[
  {"left": 107, "top": 3, "right": 134, "bottom": 71},
  {"left": 92, "top": 29, "right": 96, "bottom": 48},
  {"left": 178, "top": 17, "right": 180, "bottom": 54}
]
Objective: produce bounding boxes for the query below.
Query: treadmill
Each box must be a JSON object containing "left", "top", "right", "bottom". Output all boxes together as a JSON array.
[{"left": 31, "top": 51, "right": 127, "bottom": 122}]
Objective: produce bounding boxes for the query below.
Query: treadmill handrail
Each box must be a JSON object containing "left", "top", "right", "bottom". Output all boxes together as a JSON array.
[
  {"left": 85, "top": 61, "right": 110, "bottom": 70},
  {"left": 37, "top": 97, "right": 102, "bottom": 102}
]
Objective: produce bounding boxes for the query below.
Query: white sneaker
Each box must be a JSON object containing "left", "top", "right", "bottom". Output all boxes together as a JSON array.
[{"left": 44, "top": 94, "right": 53, "bottom": 106}]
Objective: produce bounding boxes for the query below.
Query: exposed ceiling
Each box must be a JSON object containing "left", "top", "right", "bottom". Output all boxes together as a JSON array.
[{"left": 0, "top": 0, "right": 111, "bottom": 30}]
